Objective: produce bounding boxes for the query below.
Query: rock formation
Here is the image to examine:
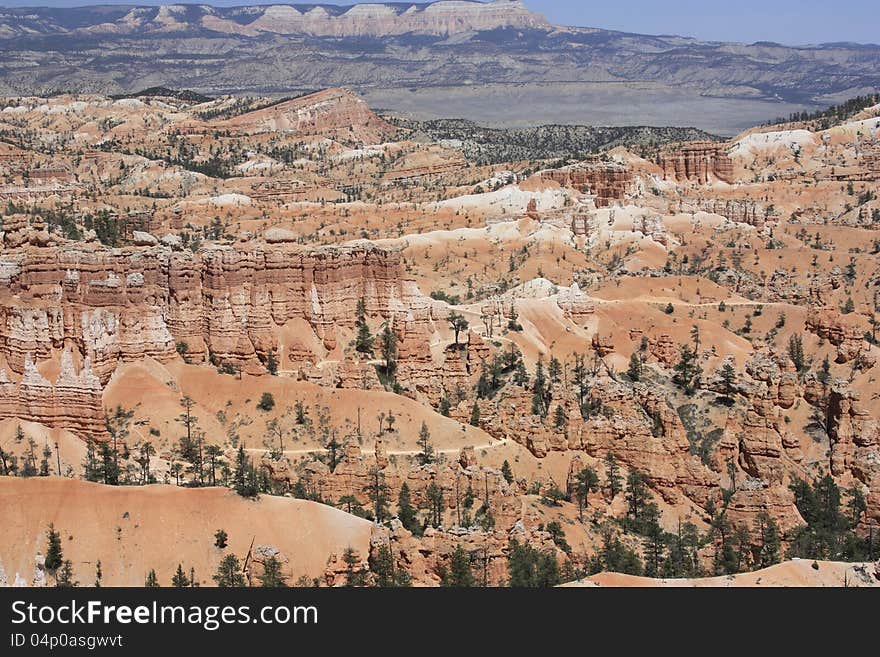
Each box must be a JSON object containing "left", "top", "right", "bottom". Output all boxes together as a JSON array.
[
  {"left": 0, "top": 351, "right": 106, "bottom": 440},
  {"left": 540, "top": 161, "right": 633, "bottom": 207},
  {"left": 0, "top": 241, "right": 426, "bottom": 381},
  {"left": 659, "top": 142, "right": 733, "bottom": 184}
]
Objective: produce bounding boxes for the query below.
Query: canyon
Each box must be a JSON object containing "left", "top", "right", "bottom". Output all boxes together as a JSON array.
[{"left": 0, "top": 86, "right": 879, "bottom": 588}]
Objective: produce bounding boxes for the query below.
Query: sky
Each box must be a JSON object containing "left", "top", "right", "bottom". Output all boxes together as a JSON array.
[{"left": 0, "top": 0, "right": 876, "bottom": 46}]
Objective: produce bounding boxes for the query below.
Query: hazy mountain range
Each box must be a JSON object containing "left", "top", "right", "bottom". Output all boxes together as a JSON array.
[{"left": 1, "top": 1, "right": 878, "bottom": 133}]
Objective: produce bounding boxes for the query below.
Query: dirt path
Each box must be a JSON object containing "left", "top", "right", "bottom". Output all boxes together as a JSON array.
[{"left": 246, "top": 436, "right": 510, "bottom": 457}]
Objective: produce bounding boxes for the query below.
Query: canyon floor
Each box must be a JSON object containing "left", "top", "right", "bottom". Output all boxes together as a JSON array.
[{"left": 0, "top": 87, "right": 878, "bottom": 587}]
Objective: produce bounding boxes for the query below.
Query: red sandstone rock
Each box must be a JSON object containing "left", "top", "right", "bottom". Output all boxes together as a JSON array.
[{"left": 659, "top": 142, "right": 733, "bottom": 184}]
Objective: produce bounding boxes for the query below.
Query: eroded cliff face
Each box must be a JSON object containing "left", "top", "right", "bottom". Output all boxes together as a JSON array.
[
  {"left": 0, "top": 351, "right": 106, "bottom": 440},
  {"left": 659, "top": 142, "right": 734, "bottom": 184},
  {"left": 539, "top": 162, "right": 634, "bottom": 207},
  {"left": 0, "top": 238, "right": 436, "bottom": 432}
]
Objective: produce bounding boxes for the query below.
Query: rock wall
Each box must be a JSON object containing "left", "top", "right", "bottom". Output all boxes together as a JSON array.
[
  {"left": 540, "top": 161, "right": 633, "bottom": 207},
  {"left": 701, "top": 199, "right": 767, "bottom": 228},
  {"left": 659, "top": 142, "right": 733, "bottom": 184},
  {"left": 0, "top": 351, "right": 106, "bottom": 440},
  {"left": 0, "top": 240, "right": 427, "bottom": 384}
]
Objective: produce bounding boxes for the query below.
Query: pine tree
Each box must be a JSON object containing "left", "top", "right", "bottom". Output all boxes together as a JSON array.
[
  {"left": 531, "top": 356, "right": 548, "bottom": 417},
  {"left": 343, "top": 548, "right": 366, "bottom": 587},
  {"left": 259, "top": 555, "right": 287, "bottom": 587},
  {"left": 145, "top": 569, "right": 159, "bottom": 587},
  {"left": 363, "top": 467, "right": 391, "bottom": 522},
  {"left": 605, "top": 454, "right": 622, "bottom": 499},
  {"left": 214, "top": 529, "right": 228, "bottom": 549},
  {"left": 672, "top": 344, "right": 702, "bottom": 395},
  {"left": 788, "top": 334, "right": 806, "bottom": 373},
  {"left": 354, "top": 298, "right": 374, "bottom": 355},
  {"left": 44, "top": 524, "right": 63, "bottom": 572},
  {"left": 548, "top": 357, "right": 562, "bottom": 383},
  {"left": 55, "top": 560, "right": 77, "bottom": 587},
  {"left": 627, "top": 352, "right": 643, "bottom": 381},
  {"left": 98, "top": 441, "right": 120, "bottom": 485},
  {"left": 469, "top": 400, "right": 480, "bottom": 427},
  {"left": 572, "top": 467, "right": 600, "bottom": 520},
  {"left": 397, "top": 482, "right": 420, "bottom": 535},
  {"left": 417, "top": 421, "right": 434, "bottom": 465},
  {"left": 719, "top": 361, "right": 737, "bottom": 400},
  {"left": 501, "top": 460, "right": 514, "bottom": 484},
  {"left": 448, "top": 312, "right": 469, "bottom": 347},
  {"left": 553, "top": 404, "right": 568, "bottom": 431},
  {"left": 369, "top": 545, "right": 410, "bottom": 587},
  {"left": 440, "top": 545, "right": 475, "bottom": 587},
  {"left": 425, "top": 481, "right": 445, "bottom": 528},
  {"left": 438, "top": 393, "right": 451, "bottom": 416},
  {"left": 266, "top": 351, "right": 278, "bottom": 375},
  {"left": 507, "top": 540, "right": 561, "bottom": 587},
  {"left": 94, "top": 560, "right": 102, "bottom": 587},
  {"left": 379, "top": 321, "right": 397, "bottom": 381},
  {"left": 213, "top": 554, "right": 246, "bottom": 587},
  {"left": 232, "top": 444, "right": 258, "bottom": 498},
  {"left": 755, "top": 512, "right": 781, "bottom": 567},
  {"left": 625, "top": 470, "right": 650, "bottom": 530},
  {"left": 171, "top": 564, "right": 190, "bottom": 587}
]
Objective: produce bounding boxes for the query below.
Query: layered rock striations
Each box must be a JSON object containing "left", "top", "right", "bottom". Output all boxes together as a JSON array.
[
  {"left": 0, "top": 351, "right": 106, "bottom": 440},
  {"left": 540, "top": 161, "right": 633, "bottom": 207},
  {"left": 659, "top": 142, "right": 733, "bottom": 184},
  {"left": 0, "top": 240, "right": 426, "bottom": 384}
]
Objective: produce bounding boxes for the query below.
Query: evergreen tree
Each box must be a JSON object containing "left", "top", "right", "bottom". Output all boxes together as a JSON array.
[
  {"left": 531, "top": 356, "right": 549, "bottom": 417},
  {"left": 39, "top": 444, "right": 51, "bottom": 476},
  {"left": 44, "top": 524, "right": 63, "bottom": 572},
  {"left": 397, "top": 482, "right": 420, "bottom": 535},
  {"left": 672, "top": 344, "right": 702, "bottom": 395},
  {"left": 369, "top": 545, "right": 411, "bottom": 587},
  {"left": 469, "top": 400, "right": 480, "bottom": 427},
  {"left": 438, "top": 393, "right": 451, "bottom": 416},
  {"left": 548, "top": 357, "right": 562, "bottom": 383},
  {"left": 787, "top": 474, "right": 864, "bottom": 560},
  {"left": 379, "top": 321, "right": 398, "bottom": 382},
  {"left": 572, "top": 467, "right": 600, "bottom": 520},
  {"left": 171, "top": 564, "right": 190, "bottom": 587},
  {"left": 817, "top": 356, "right": 831, "bottom": 385},
  {"left": 553, "top": 404, "right": 568, "bottom": 431},
  {"left": 97, "top": 441, "right": 120, "bottom": 485},
  {"left": 266, "top": 351, "right": 278, "bottom": 375},
  {"left": 507, "top": 540, "right": 561, "bottom": 587},
  {"left": 259, "top": 555, "right": 287, "bottom": 587},
  {"left": 214, "top": 529, "right": 228, "bottom": 549},
  {"left": 755, "top": 512, "right": 781, "bottom": 568},
  {"left": 590, "top": 527, "right": 643, "bottom": 576},
  {"left": 417, "top": 421, "right": 434, "bottom": 465},
  {"left": 788, "top": 334, "right": 806, "bottom": 373},
  {"left": 425, "top": 481, "right": 445, "bottom": 528},
  {"left": 440, "top": 545, "right": 475, "bottom": 587},
  {"left": 55, "top": 560, "right": 78, "bottom": 587},
  {"left": 448, "top": 312, "right": 469, "bottom": 347},
  {"left": 605, "top": 454, "right": 622, "bottom": 498},
  {"left": 213, "top": 554, "right": 246, "bottom": 587},
  {"left": 145, "top": 569, "right": 159, "bottom": 587},
  {"left": 343, "top": 548, "right": 366, "bottom": 587},
  {"left": 354, "top": 298, "right": 374, "bottom": 356},
  {"left": 257, "top": 392, "right": 275, "bottom": 412},
  {"left": 232, "top": 445, "right": 258, "bottom": 498},
  {"left": 501, "top": 460, "right": 514, "bottom": 484},
  {"left": 363, "top": 467, "right": 391, "bottom": 522},
  {"left": 624, "top": 471, "right": 650, "bottom": 530},
  {"left": 719, "top": 361, "right": 737, "bottom": 402},
  {"left": 627, "top": 352, "right": 643, "bottom": 381}
]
